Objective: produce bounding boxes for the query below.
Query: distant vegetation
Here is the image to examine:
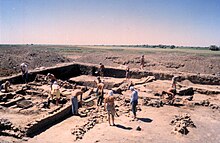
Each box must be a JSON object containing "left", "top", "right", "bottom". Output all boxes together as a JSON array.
[
  {"left": 209, "top": 45, "right": 220, "bottom": 51},
  {"left": 1, "top": 44, "right": 219, "bottom": 51},
  {"left": 94, "top": 44, "right": 220, "bottom": 51}
]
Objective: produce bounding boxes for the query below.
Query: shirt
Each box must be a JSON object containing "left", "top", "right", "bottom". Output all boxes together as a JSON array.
[
  {"left": 21, "top": 64, "right": 28, "bottom": 73},
  {"left": 130, "top": 90, "right": 138, "bottom": 103}
]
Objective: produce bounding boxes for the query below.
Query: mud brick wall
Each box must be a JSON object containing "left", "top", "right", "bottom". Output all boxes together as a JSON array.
[
  {"left": 25, "top": 104, "right": 72, "bottom": 137},
  {"left": 36, "top": 64, "right": 80, "bottom": 80},
  {"left": 104, "top": 68, "right": 125, "bottom": 78},
  {"left": 0, "top": 62, "right": 219, "bottom": 85}
]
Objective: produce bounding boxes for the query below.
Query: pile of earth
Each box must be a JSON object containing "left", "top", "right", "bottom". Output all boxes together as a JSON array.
[{"left": 0, "top": 45, "right": 70, "bottom": 77}]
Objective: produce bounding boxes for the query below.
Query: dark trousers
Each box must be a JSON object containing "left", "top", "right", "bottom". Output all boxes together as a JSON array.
[
  {"left": 71, "top": 96, "right": 78, "bottom": 115},
  {"left": 97, "top": 96, "right": 104, "bottom": 106},
  {"left": 22, "top": 73, "right": 28, "bottom": 83},
  {"left": 131, "top": 100, "right": 138, "bottom": 116}
]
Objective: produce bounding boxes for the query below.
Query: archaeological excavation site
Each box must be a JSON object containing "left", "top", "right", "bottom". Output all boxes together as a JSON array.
[{"left": 0, "top": 62, "right": 220, "bottom": 143}]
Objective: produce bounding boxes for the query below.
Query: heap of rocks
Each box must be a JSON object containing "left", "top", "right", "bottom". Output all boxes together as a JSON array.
[
  {"left": 209, "top": 104, "right": 219, "bottom": 110},
  {"left": 34, "top": 74, "right": 48, "bottom": 85},
  {"left": 0, "top": 118, "right": 24, "bottom": 138},
  {"left": 72, "top": 107, "right": 107, "bottom": 141},
  {"left": 170, "top": 113, "right": 196, "bottom": 135},
  {"left": 194, "top": 99, "right": 219, "bottom": 110},
  {"left": 142, "top": 97, "right": 163, "bottom": 108},
  {"left": 71, "top": 118, "right": 97, "bottom": 140}
]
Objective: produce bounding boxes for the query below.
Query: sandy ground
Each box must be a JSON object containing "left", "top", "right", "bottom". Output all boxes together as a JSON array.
[
  {"left": 25, "top": 106, "right": 220, "bottom": 143},
  {"left": 1, "top": 45, "right": 220, "bottom": 143}
]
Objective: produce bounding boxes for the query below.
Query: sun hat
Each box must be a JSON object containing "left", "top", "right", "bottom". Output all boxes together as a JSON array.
[
  {"left": 130, "top": 86, "right": 134, "bottom": 91},
  {"left": 108, "top": 90, "right": 113, "bottom": 96}
]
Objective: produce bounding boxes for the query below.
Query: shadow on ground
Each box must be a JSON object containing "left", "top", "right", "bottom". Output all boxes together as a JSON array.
[
  {"left": 137, "top": 117, "right": 153, "bottom": 123},
  {"left": 115, "top": 124, "right": 132, "bottom": 130}
]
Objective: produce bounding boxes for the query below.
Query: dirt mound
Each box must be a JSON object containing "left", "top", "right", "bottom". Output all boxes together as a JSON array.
[{"left": 0, "top": 46, "right": 70, "bottom": 77}]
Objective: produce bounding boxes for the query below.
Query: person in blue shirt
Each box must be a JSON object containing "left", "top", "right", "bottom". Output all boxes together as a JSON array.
[{"left": 130, "top": 86, "right": 138, "bottom": 119}]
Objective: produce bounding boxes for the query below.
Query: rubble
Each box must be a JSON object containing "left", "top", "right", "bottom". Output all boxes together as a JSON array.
[
  {"left": 193, "top": 99, "right": 220, "bottom": 110},
  {"left": 142, "top": 97, "right": 163, "bottom": 108},
  {"left": 0, "top": 118, "right": 24, "bottom": 138},
  {"left": 71, "top": 107, "right": 107, "bottom": 141},
  {"left": 170, "top": 113, "right": 196, "bottom": 135}
]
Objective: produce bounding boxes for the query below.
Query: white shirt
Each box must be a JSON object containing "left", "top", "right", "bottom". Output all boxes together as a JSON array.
[{"left": 21, "top": 64, "right": 28, "bottom": 73}]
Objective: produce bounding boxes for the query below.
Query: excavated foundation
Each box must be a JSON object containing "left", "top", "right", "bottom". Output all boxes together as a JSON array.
[
  {"left": 0, "top": 62, "right": 219, "bottom": 139},
  {"left": 0, "top": 62, "right": 220, "bottom": 85}
]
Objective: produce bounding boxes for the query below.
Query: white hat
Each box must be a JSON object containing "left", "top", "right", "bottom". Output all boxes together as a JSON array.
[
  {"left": 108, "top": 90, "right": 113, "bottom": 96},
  {"left": 130, "top": 86, "right": 134, "bottom": 91},
  {"left": 47, "top": 73, "right": 51, "bottom": 76},
  {"left": 53, "top": 81, "right": 58, "bottom": 85},
  {"left": 21, "top": 63, "right": 25, "bottom": 66}
]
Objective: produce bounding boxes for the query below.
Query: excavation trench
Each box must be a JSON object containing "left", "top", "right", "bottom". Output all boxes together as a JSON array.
[
  {"left": 0, "top": 62, "right": 220, "bottom": 139},
  {"left": 0, "top": 62, "right": 219, "bottom": 85}
]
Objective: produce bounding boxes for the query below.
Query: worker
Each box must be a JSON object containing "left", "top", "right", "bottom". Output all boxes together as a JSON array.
[
  {"left": 104, "top": 90, "right": 115, "bottom": 126},
  {"left": 99, "top": 63, "right": 105, "bottom": 77},
  {"left": 140, "top": 55, "right": 145, "bottom": 69},
  {"left": 125, "top": 66, "right": 130, "bottom": 80},
  {"left": 0, "top": 81, "right": 11, "bottom": 93},
  {"left": 49, "top": 81, "right": 60, "bottom": 106},
  {"left": 96, "top": 82, "right": 104, "bottom": 106},
  {"left": 71, "top": 87, "right": 86, "bottom": 115},
  {"left": 20, "top": 63, "right": 28, "bottom": 83},
  {"left": 130, "top": 86, "right": 138, "bottom": 119},
  {"left": 161, "top": 76, "right": 179, "bottom": 104},
  {"left": 46, "top": 73, "right": 57, "bottom": 90}
]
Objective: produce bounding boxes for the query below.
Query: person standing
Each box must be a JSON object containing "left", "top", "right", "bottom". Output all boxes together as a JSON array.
[
  {"left": 20, "top": 63, "right": 28, "bottom": 83},
  {"left": 50, "top": 81, "right": 61, "bottom": 106},
  {"left": 94, "top": 76, "right": 102, "bottom": 85},
  {"left": 71, "top": 88, "right": 85, "bottom": 115},
  {"left": 46, "top": 73, "right": 57, "bottom": 90},
  {"left": 99, "top": 63, "right": 105, "bottom": 77},
  {"left": 130, "top": 86, "right": 138, "bottom": 119},
  {"left": 96, "top": 82, "right": 104, "bottom": 106},
  {"left": 140, "top": 55, "right": 145, "bottom": 69},
  {"left": 125, "top": 66, "right": 130, "bottom": 80},
  {"left": 104, "top": 90, "right": 115, "bottom": 126}
]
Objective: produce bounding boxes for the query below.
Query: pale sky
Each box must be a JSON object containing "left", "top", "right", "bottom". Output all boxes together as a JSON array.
[{"left": 0, "top": 0, "right": 220, "bottom": 46}]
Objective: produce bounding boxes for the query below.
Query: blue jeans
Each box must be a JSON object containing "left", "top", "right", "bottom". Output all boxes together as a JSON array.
[
  {"left": 131, "top": 100, "right": 138, "bottom": 116},
  {"left": 71, "top": 96, "right": 78, "bottom": 115}
]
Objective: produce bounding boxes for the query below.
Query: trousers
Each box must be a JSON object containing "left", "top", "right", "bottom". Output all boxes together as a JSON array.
[{"left": 71, "top": 96, "right": 78, "bottom": 115}]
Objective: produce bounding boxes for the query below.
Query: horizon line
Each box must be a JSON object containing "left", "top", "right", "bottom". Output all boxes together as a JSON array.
[{"left": 0, "top": 43, "right": 215, "bottom": 48}]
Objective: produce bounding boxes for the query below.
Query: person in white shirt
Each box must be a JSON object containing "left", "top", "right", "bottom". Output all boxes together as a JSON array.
[
  {"left": 130, "top": 86, "right": 138, "bottom": 119},
  {"left": 20, "top": 63, "right": 28, "bottom": 83}
]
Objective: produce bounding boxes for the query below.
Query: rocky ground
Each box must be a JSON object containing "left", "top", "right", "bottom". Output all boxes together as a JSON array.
[{"left": 0, "top": 45, "right": 70, "bottom": 77}]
